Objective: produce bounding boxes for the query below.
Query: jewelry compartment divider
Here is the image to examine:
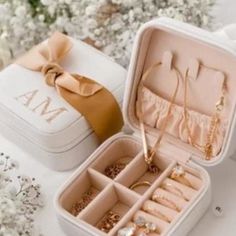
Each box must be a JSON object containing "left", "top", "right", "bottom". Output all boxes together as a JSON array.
[
  {"left": 90, "top": 136, "right": 142, "bottom": 179},
  {"left": 116, "top": 150, "right": 176, "bottom": 194},
  {"left": 111, "top": 161, "right": 207, "bottom": 236},
  {"left": 58, "top": 168, "right": 111, "bottom": 217},
  {"left": 78, "top": 183, "right": 140, "bottom": 235},
  {"left": 110, "top": 160, "right": 176, "bottom": 235}
]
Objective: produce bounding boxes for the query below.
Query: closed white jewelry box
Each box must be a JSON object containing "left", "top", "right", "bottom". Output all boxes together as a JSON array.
[
  {"left": 54, "top": 17, "right": 236, "bottom": 236},
  {"left": 0, "top": 37, "right": 126, "bottom": 171}
]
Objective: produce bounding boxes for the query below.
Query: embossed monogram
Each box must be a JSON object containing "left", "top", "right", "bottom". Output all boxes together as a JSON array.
[{"left": 15, "top": 89, "right": 68, "bottom": 123}]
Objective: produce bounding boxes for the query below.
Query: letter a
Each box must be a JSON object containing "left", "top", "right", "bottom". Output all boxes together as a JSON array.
[{"left": 15, "top": 90, "right": 38, "bottom": 107}]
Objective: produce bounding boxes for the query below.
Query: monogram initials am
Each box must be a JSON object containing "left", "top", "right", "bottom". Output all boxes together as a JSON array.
[{"left": 15, "top": 89, "right": 68, "bottom": 123}]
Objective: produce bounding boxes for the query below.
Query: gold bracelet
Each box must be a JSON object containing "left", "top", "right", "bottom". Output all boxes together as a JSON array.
[
  {"left": 71, "top": 188, "right": 94, "bottom": 216},
  {"left": 152, "top": 194, "right": 181, "bottom": 212},
  {"left": 170, "top": 165, "right": 193, "bottom": 189},
  {"left": 97, "top": 211, "right": 120, "bottom": 233},
  {"left": 161, "top": 182, "right": 189, "bottom": 201},
  {"left": 104, "top": 157, "right": 133, "bottom": 179},
  {"left": 130, "top": 181, "right": 152, "bottom": 190}
]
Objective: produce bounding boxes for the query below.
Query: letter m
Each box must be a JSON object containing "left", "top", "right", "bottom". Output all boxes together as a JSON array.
[{"left": 31, "top": 97, "right": 68, "bottom": 123}]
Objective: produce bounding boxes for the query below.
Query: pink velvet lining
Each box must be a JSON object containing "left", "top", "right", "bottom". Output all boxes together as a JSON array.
[
  {"left": 137, "top": 86, "right": 227, "bottom": 156},
  {"left": 126, "top": 26, "right": 236, "bottom": 161}
]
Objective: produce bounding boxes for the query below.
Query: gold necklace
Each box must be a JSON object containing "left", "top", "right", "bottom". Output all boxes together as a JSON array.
[
  {"left": 183, "top": 66, "right": 226, "bottom": 160},
  {"left": 137, "top": 62, "right": 181, "bottom": 173}
]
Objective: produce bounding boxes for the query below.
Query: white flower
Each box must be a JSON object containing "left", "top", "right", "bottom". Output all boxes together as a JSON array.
[
  {"left": 48, "top": 5, "right": 56, "bottom": 16},
  {"left": 119, "top": 0, "right": 138, "bottom": 7},
  {"left": 166, "top": 7, "right": 176, "bottom": 17},
  {"left": 111, "top": 23, "right": 122, "bottom": 31},
  {"left": 27, "top": 21, "right": 37, "bottom": 30},
  {"left": 65, "top": 0, "right": 72, "bottom": 4},
  {"left": 0, "top": 155, "right": 43, "bottom": 236},
  {"left": 85, "top": 5, "right": 97, "bottom": 16},
  {"left": 128, "top": 10, "right": 135, "bottom": 22},
  {"left": 4, "top": 185, "right": 17, "bottom": 196},
  {"left": 56, "top": 17, "right": 66, "bottom": 27},
  {"left": 177, "top": 0, "right": 184, "bottom": 5},
  {"left": 41, "top": 0, "right": 53, "bottom": 6},
  {"left": 0, "top": 5, "right": 8, "bottom": 18},
  {"left": 15, "top": 6, "right": 26, "bottom": 17},
  {"left": 0, "top": 38, "right": 11, "bottom": 70},
  {"left": 0, "top": 0, "right": 214, "bottom": 68},
  {"left": 86, "top": 18, "right": 97, "bottom": 28},
  {"left": 202, "top": 15, "right": 209, "bottom": 26},
  {"left": 94, "top": 28, "right": 102, "bottom": 35},
  {"left": 38, "top": 14, "right": 45, "bottom": 22},
  {"left": 0, "top": 191, "right": 17, "bottom": 217}
]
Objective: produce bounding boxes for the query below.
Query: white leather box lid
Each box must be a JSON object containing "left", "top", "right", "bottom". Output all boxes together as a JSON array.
[
  {"left": 123, "top": 17, "right": 236, "bottom": 167},
  {"left": 0, "top": 38, "right": 126, "bottom": 153}
]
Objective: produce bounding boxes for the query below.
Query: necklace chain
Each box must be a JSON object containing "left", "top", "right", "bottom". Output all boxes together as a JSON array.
[
  {"left": 138, "top": 62, "right": 180, "bottom": 168},
  {"left": 184, "top": 67, "right": 226, "bottom": 160},
  {"left": 139, "top": 61, "right": 226, "bottom": 162}
]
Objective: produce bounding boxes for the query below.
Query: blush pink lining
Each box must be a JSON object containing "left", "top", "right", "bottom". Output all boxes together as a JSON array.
[{"left": 137, "top": 86, "right": 227, "bottom": 157}]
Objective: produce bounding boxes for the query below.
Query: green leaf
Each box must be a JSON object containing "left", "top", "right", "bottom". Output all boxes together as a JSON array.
[{"left": 28, "top": 0, "right": 41, "bottom": 9}]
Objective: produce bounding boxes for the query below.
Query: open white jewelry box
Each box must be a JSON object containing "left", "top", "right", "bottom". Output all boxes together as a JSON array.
[
  {"left": 0, "top": 37, "right": 126, "bottom": 171},
  {"left": 54, "top": 17, "right": 236, "bottom": 236}
]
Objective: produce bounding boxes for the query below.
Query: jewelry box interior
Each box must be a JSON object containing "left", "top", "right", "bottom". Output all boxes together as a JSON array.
[
  {"left": 58, "top": 135, "right": 207, "bottom": 236},
  {"left": 126, "top": 26, "right": 235, "bottom": 165},
  {"left": 56, "top": 23, "right": 236, "bottom": 236}
]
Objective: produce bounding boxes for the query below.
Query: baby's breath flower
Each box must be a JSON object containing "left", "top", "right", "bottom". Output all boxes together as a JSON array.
[
  {"left": 0, "top": 153, "right": 43, "bottom": 236},
  {"left": 0, "top": 0, "right": 214, "bottom": 68},
  {"left": 0, "top": 38, "right": 11, "bottom": 69}
]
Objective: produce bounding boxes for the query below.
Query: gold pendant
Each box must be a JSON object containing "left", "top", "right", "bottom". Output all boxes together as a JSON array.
[
  {"left": 144, "top": 150, "right": 159, "bottom": 174},
  {"left": 148, "top": 162, "right": 159, "bottom": 174}
]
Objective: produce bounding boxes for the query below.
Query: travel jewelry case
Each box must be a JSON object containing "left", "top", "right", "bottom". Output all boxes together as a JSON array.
[
  {"left": 54, "top": 17, "right": 236, "bottom": 235},
  {"left": 0, "top": 35, "right": 126, "bottom": 171}
]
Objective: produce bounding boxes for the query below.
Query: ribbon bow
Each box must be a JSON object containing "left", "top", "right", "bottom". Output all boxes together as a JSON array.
[
  {"left": 16, "top": 32, "right": 102, "bottom": 97},
  {"left": 16, "top": 32, "right": 123, "bottom": 142}
]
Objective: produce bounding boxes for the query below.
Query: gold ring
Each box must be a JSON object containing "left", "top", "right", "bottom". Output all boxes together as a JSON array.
[
  {"left": 143, "top": 205, "right": 171, "bottom": 223},
  {"left": 161, "top": 182, "right": 189, "bottom": 201},
  {"left": 152, "top": 194, "right": 181, "bottom": 212},
  {"left": 130, "top": 181, "right": 152, "bottom": 190},
  {"left": 170, "top": 165, "right": 193, "bottom": 188}
]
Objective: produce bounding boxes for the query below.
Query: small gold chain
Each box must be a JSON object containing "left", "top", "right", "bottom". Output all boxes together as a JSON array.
[
  {"left": 184, "top": 67, "right": 226, "bottom": 160},
  {"left": 205, "top": 84, "right": 226, "bottom": 160},
  {"left": 139, "top": 61, "right": 226, "bottom": 162}
]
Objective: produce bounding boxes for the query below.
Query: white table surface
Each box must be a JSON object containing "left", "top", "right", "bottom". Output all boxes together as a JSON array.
[{"left": 1, "top": 1, "right": 236, "bottom": 235}]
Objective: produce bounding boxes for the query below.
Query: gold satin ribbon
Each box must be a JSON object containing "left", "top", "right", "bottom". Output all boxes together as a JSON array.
[{"left": 16, "top": 32, "right": 123, "bottom": 142}]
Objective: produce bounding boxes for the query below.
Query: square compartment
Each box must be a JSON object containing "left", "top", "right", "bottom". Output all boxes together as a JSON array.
[
  {"left": 91, "top": 137, "right": 141, "bottom": 179},
  {"left": 116, "top": 152, "right": 174, "bottom": 195},
  {"left": 79, "top": 184, "right": 139, "bottom": 234},
  {"left": 58, "top": 168, "right": 110, "bottom": 216}
]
